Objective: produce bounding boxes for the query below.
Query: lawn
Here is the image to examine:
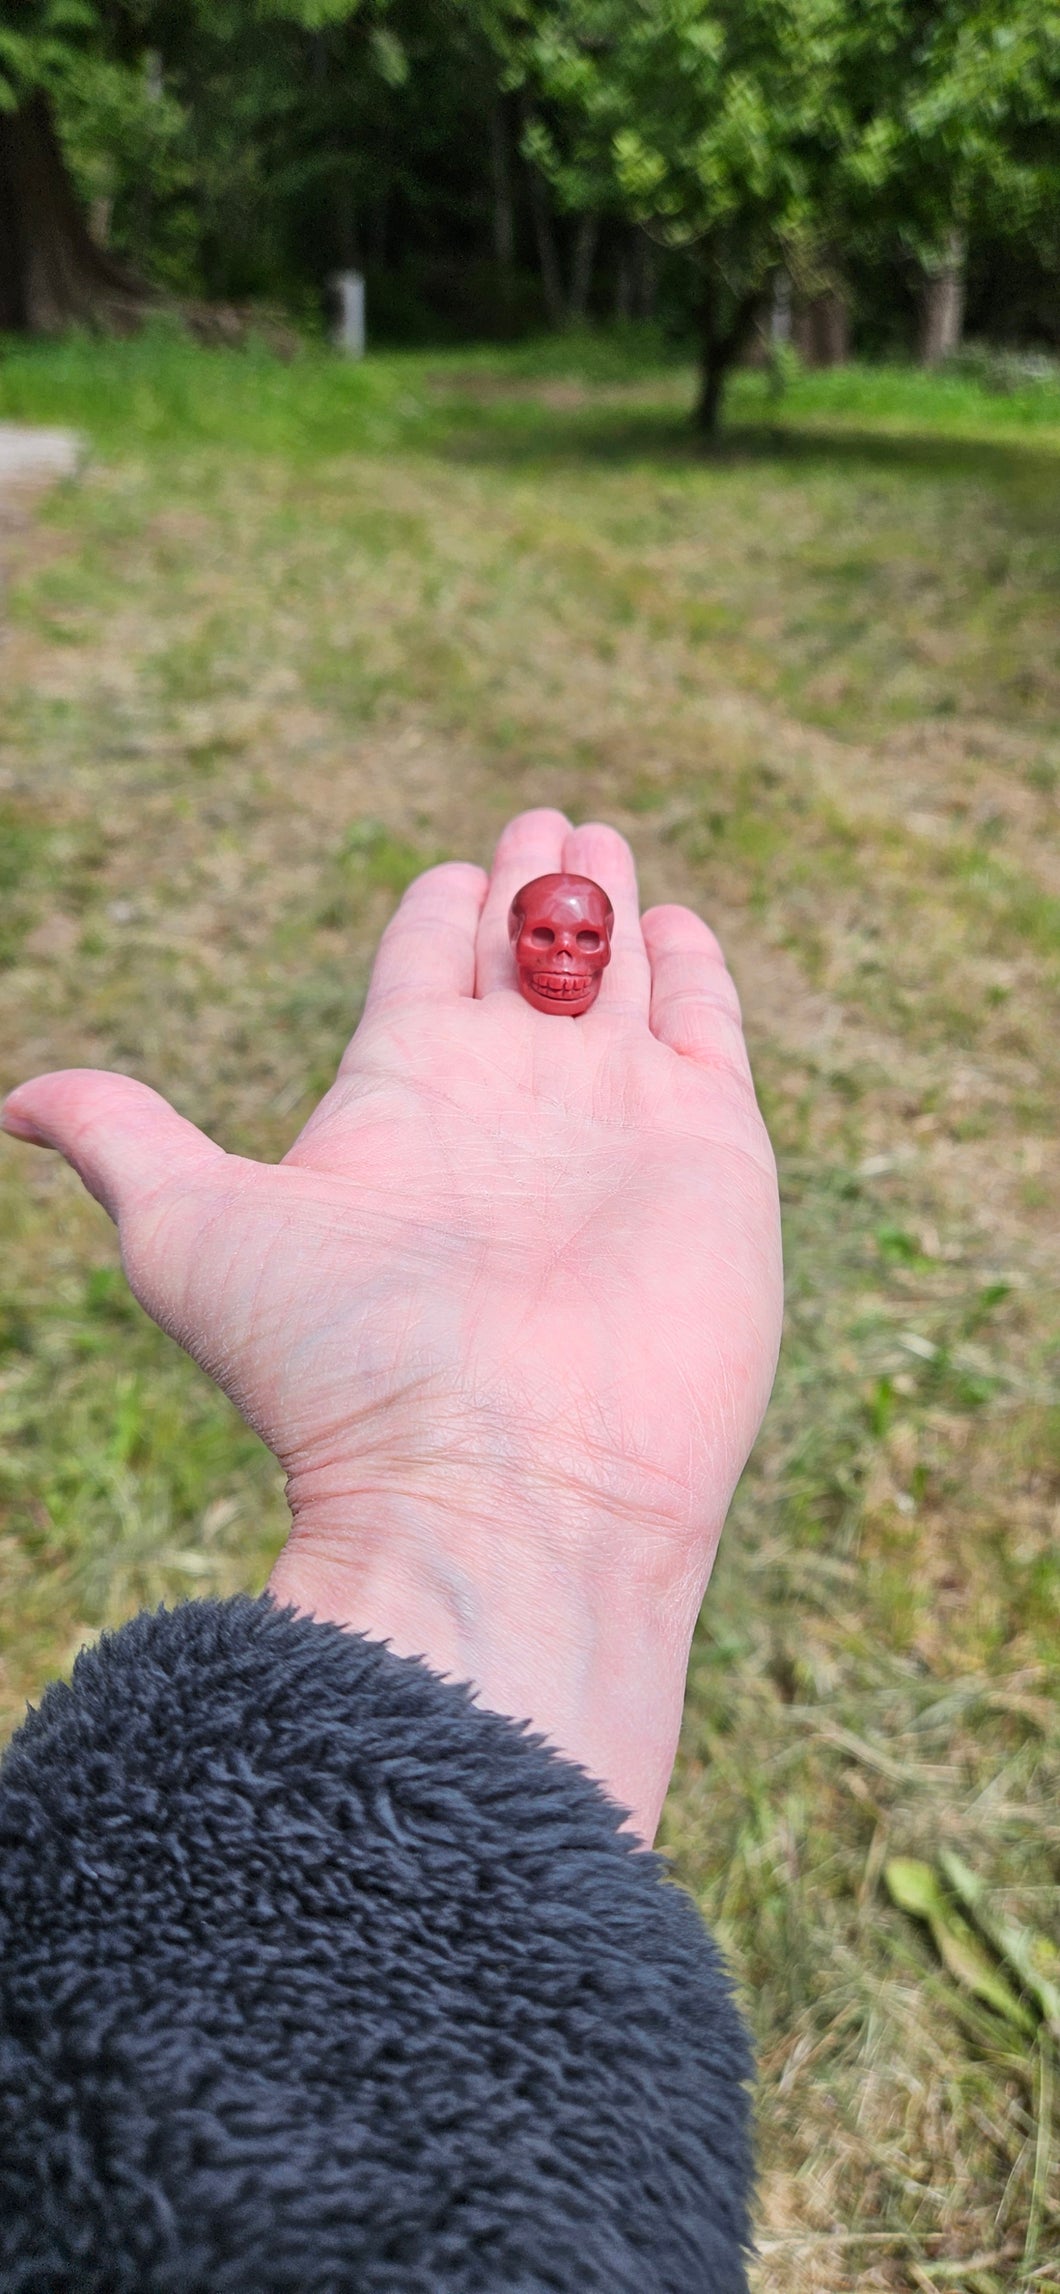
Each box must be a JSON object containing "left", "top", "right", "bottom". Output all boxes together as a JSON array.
[{"left": 1, "top": 329, "right": 1058, "bottom": 2290}]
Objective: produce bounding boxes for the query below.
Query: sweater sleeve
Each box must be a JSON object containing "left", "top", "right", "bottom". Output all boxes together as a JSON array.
[{"left": 0, "top": 1594, "right": 752, "bottom": 2294}]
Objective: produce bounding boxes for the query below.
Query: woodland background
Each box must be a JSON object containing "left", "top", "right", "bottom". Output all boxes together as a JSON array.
[{"left": 2, "top": 0, "right": 1059, "bottom": 424}]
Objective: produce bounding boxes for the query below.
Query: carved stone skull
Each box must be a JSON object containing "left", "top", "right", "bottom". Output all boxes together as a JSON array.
[{"left": 508, "top": 873, "right": 614, "bottom": 1016}]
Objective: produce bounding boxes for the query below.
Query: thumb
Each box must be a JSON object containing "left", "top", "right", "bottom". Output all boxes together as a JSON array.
[{"left": 1, "top": 1069, "right": 223, "bottom": 1224}]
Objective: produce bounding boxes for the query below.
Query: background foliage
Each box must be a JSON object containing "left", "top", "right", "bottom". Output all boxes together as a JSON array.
[{"left": 2, "top": 0, "right": 1059, "bottom": 372}]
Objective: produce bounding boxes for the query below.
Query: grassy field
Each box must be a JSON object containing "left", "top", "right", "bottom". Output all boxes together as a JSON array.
[{"left": 1, "top": 330, "right": 1058, "bottom": 2289}]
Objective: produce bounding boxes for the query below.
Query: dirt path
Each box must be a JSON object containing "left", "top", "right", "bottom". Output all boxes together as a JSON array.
[
  {"left": 0, "top": 425, "right": 82, "bottom": 485},
  {"left": 0, "top": 426, "right": 83, "bottom": 653}
]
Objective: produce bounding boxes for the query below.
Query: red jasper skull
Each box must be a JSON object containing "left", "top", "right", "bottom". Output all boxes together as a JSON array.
[{"left": 509, "top": 873, "right": 614, "bottom": 1016}]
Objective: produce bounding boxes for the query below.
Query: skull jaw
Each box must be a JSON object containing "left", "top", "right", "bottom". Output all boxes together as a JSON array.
[{"left": 520, "top": 968, "right": 603, "bottom": 1016}]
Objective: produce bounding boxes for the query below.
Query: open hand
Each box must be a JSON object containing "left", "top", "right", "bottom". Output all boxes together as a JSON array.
[{"left": 2, "top": 811, "right": 781, "bottom": 1838}]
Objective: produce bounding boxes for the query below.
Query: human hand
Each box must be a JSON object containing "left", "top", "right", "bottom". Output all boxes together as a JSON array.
[{"left": 2, "top": 811, "right": 781, "bottom": 1839}]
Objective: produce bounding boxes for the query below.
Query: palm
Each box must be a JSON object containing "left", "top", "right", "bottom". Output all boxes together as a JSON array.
[{"left": 154, "top": 990, "right": 775, "bottom": 1562}]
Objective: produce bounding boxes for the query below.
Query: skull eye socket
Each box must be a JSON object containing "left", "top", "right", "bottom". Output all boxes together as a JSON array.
[
  {"left": 529, "top": 926, "right": 555, "bottom": 946},
  {"left": 576, "top": 929, "right": 602, "bottom": 951}
]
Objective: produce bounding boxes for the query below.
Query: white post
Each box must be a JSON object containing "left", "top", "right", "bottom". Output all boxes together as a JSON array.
[{"left": 333, "top": 271, "right": 365, "bottom": 359}]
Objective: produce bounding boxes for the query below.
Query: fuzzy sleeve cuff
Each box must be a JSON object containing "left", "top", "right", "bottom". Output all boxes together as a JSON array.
[{"left": 0, "top": 1593, "right": 751, "bottom": 2292}]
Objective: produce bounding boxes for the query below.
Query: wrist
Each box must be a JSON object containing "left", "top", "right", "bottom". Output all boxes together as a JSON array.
[{"left": 266, "top": 1478, "right": 704, "bottom": 1843}]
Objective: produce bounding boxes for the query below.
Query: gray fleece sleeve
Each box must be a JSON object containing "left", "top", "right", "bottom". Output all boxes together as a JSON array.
[{"left": 0, "top": 1594, "right": 752, "bottom": 2293}]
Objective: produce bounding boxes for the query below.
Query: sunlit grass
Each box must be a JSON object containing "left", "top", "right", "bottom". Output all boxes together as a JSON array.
[
  {"left": 0, "top": 332, "right": 1057, "bottom": 2288},
  {"left": 3, "top": 319, "right": 1060, "bottom": 454}
]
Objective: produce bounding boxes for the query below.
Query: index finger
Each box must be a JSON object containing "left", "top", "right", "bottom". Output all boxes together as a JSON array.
[
  {"left": 360, "top": 862, "right": 488, "bottom": 1019},
  {"left": 474, "top": 809, "right": 572, "bottom": 997}
]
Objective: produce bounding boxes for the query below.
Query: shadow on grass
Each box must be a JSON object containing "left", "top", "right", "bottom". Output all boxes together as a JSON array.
[{"left": 431, "top": 396, "right": 1060, "bottom": 497}]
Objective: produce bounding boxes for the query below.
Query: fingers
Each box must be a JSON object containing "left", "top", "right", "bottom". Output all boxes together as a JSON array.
[
  {"left": 563, "top": 821, "right": 650, "bottom": 1018},
  {"left": 361, "top": 861, "right": 488, "bottom": 1017},
  {"left": 1, "top": 1070, "right": 223, "bottom": 1225},
  {"left": 473, "top": 811, "right": 651, "bottom": 1016},
  {"left": 641, "top": 906, "right": 754, "bottom": 1088},
  {"left": 475, "top": 808, "right": 571, "bottom": 996}
]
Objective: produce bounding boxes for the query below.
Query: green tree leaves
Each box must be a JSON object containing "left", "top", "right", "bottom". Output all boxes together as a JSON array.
[{"left": 470, "top": 0, "right": 851, "bottom": 426}]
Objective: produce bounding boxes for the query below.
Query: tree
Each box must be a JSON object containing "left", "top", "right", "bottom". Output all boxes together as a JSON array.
[
  {"left": 4, "top": 0, "right": 1056, "bottom": 362},
  {"left": 840, "top": 0, "right": 1060, "bottom": 364},
  {"left": 1, "top": 0, "right": 567, "bottom": 340},
  {"left": 0, "top": 6, "right": 153, "bottom": 334},
  {"left": 473, "top": 0, "right": 849, "bottom": 433},
  {"left": 0, "top": 0, "right": 379, "bottom": 334}
]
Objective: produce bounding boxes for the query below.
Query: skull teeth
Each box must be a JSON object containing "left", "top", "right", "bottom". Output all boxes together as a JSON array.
[{"left": 530, "top": 973, "right": 592, "bottom": 1000}]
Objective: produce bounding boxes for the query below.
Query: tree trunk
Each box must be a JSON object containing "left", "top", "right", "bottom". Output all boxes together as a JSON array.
[
  {"left": 694, "top": 285, "right": 762, "bottom": 438},
  {"left": 792, "top": 287, "right": 849, "bottom": 367},
  {"left": 633, "top": 236, "right": 657, "bottom": 321},
  {"left": 919, "top": 230, "right": 966, "bottom": 366},
  {"left": 334, "top": 178, "right": 358, "bottom": 270},
  {"left": 695, "top": 355, "right": 728, "bottom": 437},
  {"left": 0, "top": 93, "right": 147, "bottom": 335},
  {"left": 490, "top": 101, "right": 515, "bottom": 273},
  {"left": 814, "top": 288, "right": 849, "bottom": 366},
  {"left": 527, "top": 167, "right": 564, "bottom": 329},
  {"left": 568, "top": 214, "right": 597, "bottom": 323},
  {"left": 89, "top": 194, "right": 113, "bottom": 249}
]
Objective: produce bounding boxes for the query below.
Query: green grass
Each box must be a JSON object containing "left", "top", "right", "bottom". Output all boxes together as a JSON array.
[
  {"left": 3, "top": 318, "right": 1060, "bottom": 455},
  {"left": 1, "top": 329, "right": 1058, "bottom": 2288},
  {"left": 0, "top": 319, "right": 429, "bottom": 454}
]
